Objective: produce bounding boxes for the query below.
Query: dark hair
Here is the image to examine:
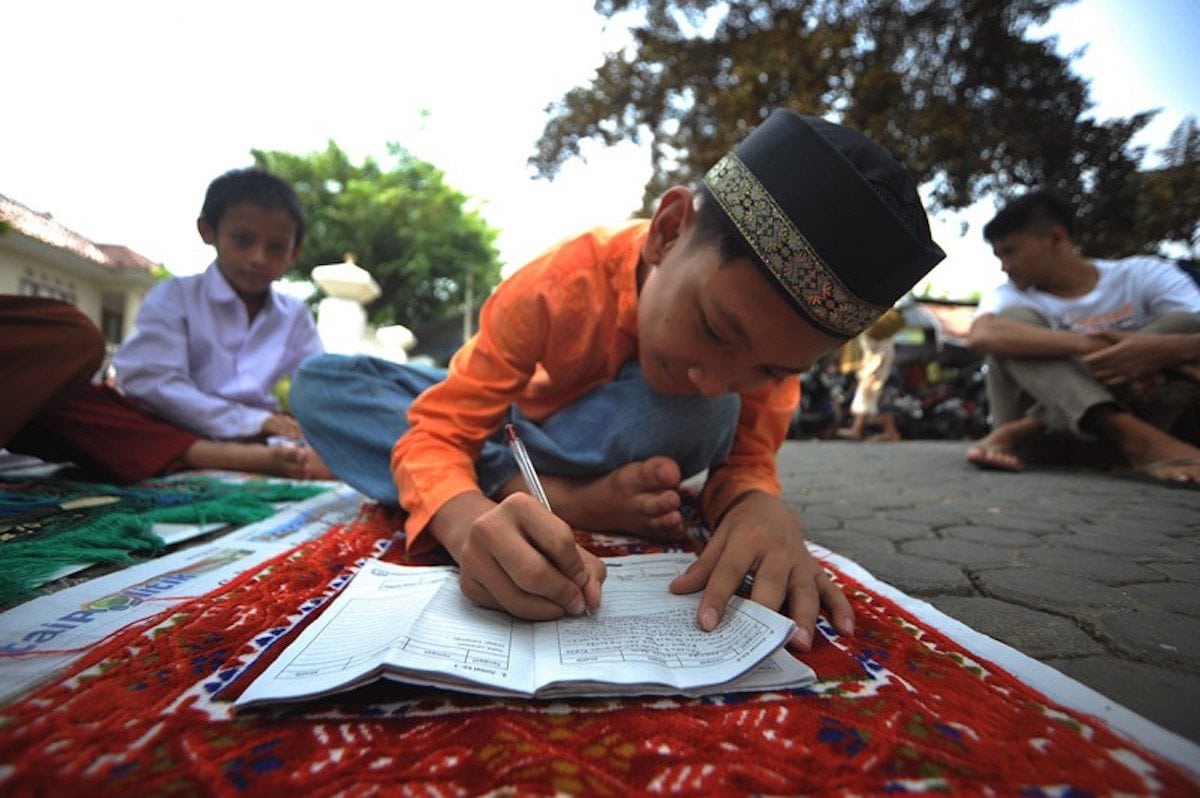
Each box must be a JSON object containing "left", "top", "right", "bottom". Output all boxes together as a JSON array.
[
  {"left": 200, "top": 167, "right": 306, "bottom": 246},
  {"left": 691, "top": 185, "right": 758, "bottom": 266},
  {"left": 983, "top": 189, "right": 1075, "bottom": 243}
]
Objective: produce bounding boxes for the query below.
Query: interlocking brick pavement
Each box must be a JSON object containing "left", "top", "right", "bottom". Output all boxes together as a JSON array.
[{"left": 779, "top": 439, "right": 1200, "bottom": 744}]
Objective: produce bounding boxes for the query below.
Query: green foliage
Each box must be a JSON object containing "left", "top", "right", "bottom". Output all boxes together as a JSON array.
[
  {"left": 252, "top": 142, "right": 502, "bottom": 327},
  {"left": 532, "top": 0, "right": 1197, "bottom": 258},
  {"left": 1125, "top": 117, "right": 1200, "bottom": 258}
]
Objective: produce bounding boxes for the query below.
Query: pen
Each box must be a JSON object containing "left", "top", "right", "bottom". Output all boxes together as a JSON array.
[
  {"left": 505, "top": 423, "right": 592, "bottom": 617},
  {"left": 505, "top": 424, "right": 551, "bottom": 510}
]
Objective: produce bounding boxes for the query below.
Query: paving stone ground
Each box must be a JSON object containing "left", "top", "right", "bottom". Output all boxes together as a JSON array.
[{"left": 778, "top": 439, "right": 1200, "bottom": 745}]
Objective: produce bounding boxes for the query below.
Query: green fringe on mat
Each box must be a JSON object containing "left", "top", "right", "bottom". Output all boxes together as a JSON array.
[{"left": 0, "top": 478, "right": 327, "bottom": 608}]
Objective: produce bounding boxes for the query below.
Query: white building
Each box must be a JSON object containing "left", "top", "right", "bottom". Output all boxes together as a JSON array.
[{"left": 0, "top": 192, "right": 158, "bottom": 344}]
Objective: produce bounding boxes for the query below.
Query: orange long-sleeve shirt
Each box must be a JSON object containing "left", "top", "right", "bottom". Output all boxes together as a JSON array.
[{"left": 391, "top": 221, "right": 800, "bottom": 551}]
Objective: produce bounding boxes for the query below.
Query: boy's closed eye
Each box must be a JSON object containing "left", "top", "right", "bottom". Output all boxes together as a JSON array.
[
  {"left": 759, "top": 366, "right": 795, "bottom": 384},
  {"left": 698, "top": 309, "right": 727, "bottom": 344},
  {"left": 698, "top": 305, "right": 804, "bottom": 385}
]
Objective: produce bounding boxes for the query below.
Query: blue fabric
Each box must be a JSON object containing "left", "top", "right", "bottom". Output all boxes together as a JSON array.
[{"left": 291, "top": 354, "right": 739, "bottom": 507}]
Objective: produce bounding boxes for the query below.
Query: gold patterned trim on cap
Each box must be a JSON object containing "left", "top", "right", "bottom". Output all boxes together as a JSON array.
[{"left": 703, "top": 153, "right": 886, "bottom": 337}]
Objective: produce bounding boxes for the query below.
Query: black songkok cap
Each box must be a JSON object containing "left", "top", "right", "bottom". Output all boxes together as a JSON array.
[{"left": 703, "top": 109, "right": 946, "bottom": 338}]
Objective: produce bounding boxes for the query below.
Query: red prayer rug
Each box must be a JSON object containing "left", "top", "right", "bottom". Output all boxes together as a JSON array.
[{"left": 1, "top": 502, "right": 1197, "bottom": 795}]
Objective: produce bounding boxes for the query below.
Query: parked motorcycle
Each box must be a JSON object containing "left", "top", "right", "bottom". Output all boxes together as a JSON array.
[
  {"left": 788, "top": 364, "right": 854, "bottom": 439},
  {"left": 788, "top": 355, "right": 990, "bottom": 441},
  {"left": 887, "top": 358, "right": 990, "bottom": 440}
]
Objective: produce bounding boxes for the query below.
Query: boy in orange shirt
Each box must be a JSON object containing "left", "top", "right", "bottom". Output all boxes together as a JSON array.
[{"left": 293, "top": 110, "right": 944, "bottom": 650}]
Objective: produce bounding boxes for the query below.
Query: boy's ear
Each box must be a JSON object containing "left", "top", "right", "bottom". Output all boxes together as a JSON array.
[
  {"left": 197, "top": 217, "right": 217, "bottom": 245},
  {"left": 643, "top": 186, "right": 694, "bottom": 266},
  {"left": 1045, "top": 225, "right": 1074, "bottom": 259}
]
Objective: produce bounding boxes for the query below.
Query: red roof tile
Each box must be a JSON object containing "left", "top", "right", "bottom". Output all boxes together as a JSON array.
[{"left": 0, "top": 193, "right": 157, "bottom": 275}]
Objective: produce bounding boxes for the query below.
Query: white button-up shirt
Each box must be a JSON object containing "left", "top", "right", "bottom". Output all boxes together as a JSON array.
[{"left": 114, "top": 263, "right": 323, "bottom": 439}]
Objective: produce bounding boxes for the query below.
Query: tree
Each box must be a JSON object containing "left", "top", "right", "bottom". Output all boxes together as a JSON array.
[
  {"left": 1128, "top": 117, "right": 1200, "bottom": 258},
  {"left": 253, "top": 142, "right": 502, "bottom": 328},
  {"left": 531, "top": 0, "right": 1195, "bottom": 258}
]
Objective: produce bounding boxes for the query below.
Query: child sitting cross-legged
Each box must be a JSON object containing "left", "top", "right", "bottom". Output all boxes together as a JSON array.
[{"left": 110, "top": 167, "right": 332, "bottom": 480}]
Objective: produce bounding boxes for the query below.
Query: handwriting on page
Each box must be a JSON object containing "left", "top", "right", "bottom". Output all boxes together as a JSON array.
[
  {"left": 556, "top": 606, "right": 774, "bottom": 667},
  {"left": 236, "top": 554, "right": 812, "bottom": 707}
]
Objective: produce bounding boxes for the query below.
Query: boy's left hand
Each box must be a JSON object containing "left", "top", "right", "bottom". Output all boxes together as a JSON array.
[
  {"left": 1082, "top": 331, "right": 1200, "bottom": 385},
  {"left": 669, "top": 490, "right": 854, "bottom": 652}
]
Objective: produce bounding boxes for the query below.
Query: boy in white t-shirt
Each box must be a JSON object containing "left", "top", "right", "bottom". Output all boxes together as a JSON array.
[{"left": 965, "top": 189, "right": 1200, "bottom": 486}]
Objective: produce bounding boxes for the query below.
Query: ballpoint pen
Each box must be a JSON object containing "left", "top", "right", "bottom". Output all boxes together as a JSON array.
[
  {"left": 505, "top": 424, "right": 551, "bottom": 511},
  {"left": 505, "top": 423, "right": 592, "bottom": 616}
]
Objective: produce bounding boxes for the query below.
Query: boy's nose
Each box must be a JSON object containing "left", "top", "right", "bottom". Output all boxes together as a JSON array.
[{"left": 686, "top": 365, "right": 730, "bottom": 397}]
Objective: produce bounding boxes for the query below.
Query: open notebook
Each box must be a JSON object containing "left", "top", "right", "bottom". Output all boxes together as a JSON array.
[{"left": 237, "top": 552, "right": 816, "bottom": 706}]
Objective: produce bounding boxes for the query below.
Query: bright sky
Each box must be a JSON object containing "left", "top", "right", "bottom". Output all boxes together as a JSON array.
[
  {"left": 922, "top": 0, "right": 1200, "bottom": 298},
  {"left": 4, "top": 0, "right": 1198, "bottom": 305}
]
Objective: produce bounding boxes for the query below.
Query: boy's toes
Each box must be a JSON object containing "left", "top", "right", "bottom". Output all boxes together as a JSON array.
[
  {"left": 646, "top": 488, "right": 681, "bottom": 514},
  {"left": 276, "top": 446, "right": 304, "bottom": 468},
  {"left": 627, "top": 490, "right": 676, "bottom": 522},
  {"left": 643, "top": 511, "right": 686, "bottom": 540},
  {"left": 269, "top": 447, "right": 307, "bottom": 479},
  {"left": 276, "top": 444, "right": 302, "bottom": 462},
  {"left": 966, "top": 443, "right": 1023, "bottom": 472},
  {"left": 301, "top": 449, "right": 335, "bottom": 480},
  {"left": 644, "top": 456, "right": 682, "bottom": 490}
]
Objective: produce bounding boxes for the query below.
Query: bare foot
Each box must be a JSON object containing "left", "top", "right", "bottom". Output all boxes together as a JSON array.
[
  {"left": 966, "top": 416, "right": 1043, "bottom": 472},
  {"left": 1128, "top": 439, "right": 1200, "bottom": 477},
  {"left": 967, "top": 439, "right": 1023, "bottom": 472},
  {"left": 1125, "top": 457, "right": 1200, "bottom": 485},
  {"left": 299, "top": 447, "right": 335, "bottom": 480},
  {"left": 183, "top": 440, "right": 311, "bottom": 479},
  {"left": 1096, "top": 408, "right": 1200, "bottom": 484},
  {"left": 498, "top": 457, "right": 687, "bottom": 539}
]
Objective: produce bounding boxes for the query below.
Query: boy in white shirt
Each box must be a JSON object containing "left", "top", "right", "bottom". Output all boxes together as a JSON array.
[
  {"left": 965, "top": 189, "right": 1200, "bottom": 486},
  {"left": 113, "top": 168, "right": 329, "bottom": 478}
]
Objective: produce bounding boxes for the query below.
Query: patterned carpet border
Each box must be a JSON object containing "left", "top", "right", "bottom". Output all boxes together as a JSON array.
[{"left": 0, "top": 503, "right": 1196, "bottom": 795}]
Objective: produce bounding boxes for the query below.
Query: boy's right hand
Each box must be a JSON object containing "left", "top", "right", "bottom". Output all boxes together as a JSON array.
[{"left": 430, "top": 491, "right": 605, "bottom": 620}]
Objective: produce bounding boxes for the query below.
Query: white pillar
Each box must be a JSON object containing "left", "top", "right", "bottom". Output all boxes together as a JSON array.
[
  {"left": 312, "top": 254, "right": 381, "bottom": 355},
  {"left": 316, "top": 296, "right": 368, "bottom": 354}
]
